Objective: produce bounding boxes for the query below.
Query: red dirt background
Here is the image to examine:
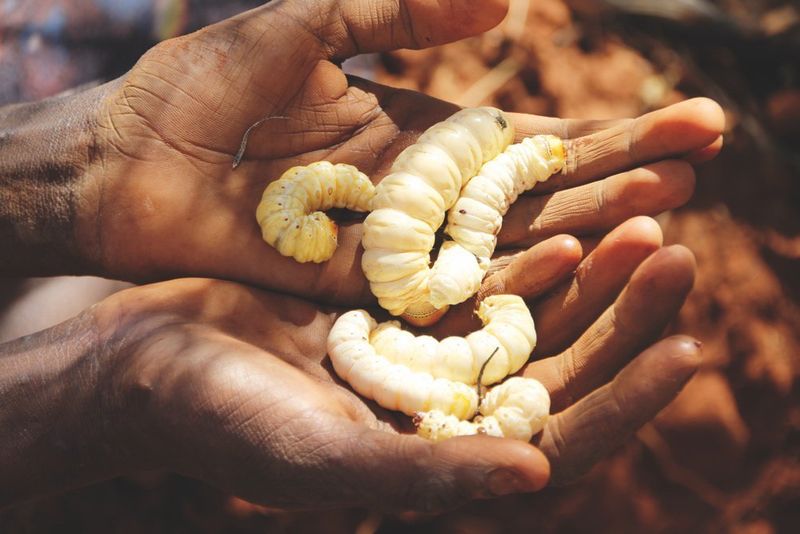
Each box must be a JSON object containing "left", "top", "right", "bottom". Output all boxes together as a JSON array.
[{"left": 2, "top": 0, "right": 798, "bottom": 532}]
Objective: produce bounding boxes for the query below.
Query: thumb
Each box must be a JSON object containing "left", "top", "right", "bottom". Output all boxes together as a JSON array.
[
  {"left": 251, "top": 0, "right": 510, "bottom": 61},
  {"left": 337, "top": 424, "right": 549, "bottom": 513}
]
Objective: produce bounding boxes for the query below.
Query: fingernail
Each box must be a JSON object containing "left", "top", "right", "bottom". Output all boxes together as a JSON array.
[{"left": 487, "top": 468, "right": 534, "bottom": 497}]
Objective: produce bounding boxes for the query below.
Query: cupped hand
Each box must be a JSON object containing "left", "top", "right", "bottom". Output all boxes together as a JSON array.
[
  {"left": 95, "top": 217, "right": 699, "bottom": 513},
  {"left": 82, "top": 0, "right": 723, "bottom": 305}
]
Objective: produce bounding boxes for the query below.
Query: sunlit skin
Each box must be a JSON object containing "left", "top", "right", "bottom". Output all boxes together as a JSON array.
[
  {"left": 68, "top": 0, "right": 723, "bottom": 305},
  {"left": 0, "top": 0, "right": 723, "bottom": 512},
  {"left": 1, "top": 215, "right": 702, "bottom": 511}
]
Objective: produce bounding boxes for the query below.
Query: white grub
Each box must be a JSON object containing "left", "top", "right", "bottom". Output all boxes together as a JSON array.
[
  {"left": 361, "top": 107, "right": 565, "bottom": 324},
  {"left": 327, "top": 296, "right": 550, "bottom": 442}
]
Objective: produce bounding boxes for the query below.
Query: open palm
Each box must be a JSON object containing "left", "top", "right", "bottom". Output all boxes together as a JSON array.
[
  {"left": 101, "top": 217, "right": 698, "bottom": 512},
  {"left": 84, "top": 0, "right": 723, "bottom": 305}
]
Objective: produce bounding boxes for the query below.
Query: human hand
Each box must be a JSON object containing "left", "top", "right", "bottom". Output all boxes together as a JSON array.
[
  {"left": 42, "top": 217, "right": 695, "bottom": 513},
  {"left": 423, "top": 216, "right": 702, "bottom": 486},
  {"left": 69, "top": 0, "right": 722, "bottom": 304}
]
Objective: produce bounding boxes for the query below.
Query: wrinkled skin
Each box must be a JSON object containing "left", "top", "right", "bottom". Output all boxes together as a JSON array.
[
  {"left": 87, "top": 217, "right": 700, "bottom": 513},
  {"left": 81, "top": 0, "right": 724, "bottom": 304},
  {"left": 0, "top": 0, "right": 720, "bottom": 514}
]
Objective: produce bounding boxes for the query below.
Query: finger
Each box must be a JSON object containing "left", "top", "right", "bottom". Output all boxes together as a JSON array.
[
  {"left": 335, "top": 424, "right": 549, "bottom": 513},
  {"left": 685, "top": 135, "right": 724, "bottom": 164},
  {"left": 510, "top": 98, "right": 724, "bottom": 192},
  {"left": 480, "top": 235, "right": 582, "bottom": 302},
  {"left": 507, "top": 115, "right": 626, "bottom": 138},
  {"left": 430, "top": 235, "right": 582, "bottom": 335},
  {"left": 264, "top": 0, "right": 509, "bottom": 62},
  {"left": 538, "top": 335, "right": 701, "bottom": 486},
  {"left": 574, "top": 235, "right": 603, "bottom": 255},
  {"left": 509, "top": 101, "right": 720, "bottom": 141},
  {"left": 530, "top": 216, "right": 663, "bottom": 356},
  {"left": 498, "top": 160, "right": 695, "bottom": 247},
  {"left": 526, "top": 245, "right": 696, "bottom": 411}
]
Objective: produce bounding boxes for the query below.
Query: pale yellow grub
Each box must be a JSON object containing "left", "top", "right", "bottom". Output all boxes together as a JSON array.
[
  {"left": 256, "top": 162, "right": 375, "bottom": 263},
  {"left": 361, "top": 107, "right": 566, "bottom": 324}
]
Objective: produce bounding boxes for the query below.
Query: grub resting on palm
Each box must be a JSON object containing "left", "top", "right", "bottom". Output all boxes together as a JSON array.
[{"left": 255, "top": 107, "right": 566, "bottom": 442}]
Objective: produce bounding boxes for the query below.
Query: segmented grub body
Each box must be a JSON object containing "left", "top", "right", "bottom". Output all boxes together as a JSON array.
[
  {"left": 256, "top": 162, "right": 375, "bottom": 263},
  {"left": 361, "top": 107, "right": 566, "bottom": 325},
  {"left": 327, "top": 295, "right": 550, "bottom": 440},
  {"left": 362, "top": 107, "right": 514, "bottom": 321},
  {"left": 253, "top": 108, "right": 559, "bottom": 442},
  {"left": 416, "top": 377, "right": 550, "bottom": 442},
  {"left": 445, "top": 135, "right": 565, "bottom": 268},
  {"left": 370, "top": 295, "right": 535, "bottom": 385}
]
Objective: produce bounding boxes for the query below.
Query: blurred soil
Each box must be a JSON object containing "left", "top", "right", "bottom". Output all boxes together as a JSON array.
[{"left": 2, "top": 0, "right": 798, "bottom": 532}]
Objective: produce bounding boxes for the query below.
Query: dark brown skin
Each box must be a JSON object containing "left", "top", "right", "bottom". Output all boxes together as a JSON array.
[
  {"left": 0, "top": 86, "right": 107, "bottom": 274},
  {"left": 0, "top": 0, "right": 723, "bottom": 302},
  {"left": 0, "top": 218, "right": 701, "bottom": 512},
  {"left": 0, "top": 0, "right": 719, "bottom": 513}
]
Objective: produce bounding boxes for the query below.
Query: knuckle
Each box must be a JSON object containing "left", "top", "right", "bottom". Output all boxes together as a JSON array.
[
  {"left": 397, "top": 0, "right": 422, "bottom": 49},
  {"left": 557, "top": 346, "right": 581, "bottom": 406},
  {"left": 401, "top": 473, "right": 472, "bottom": 514},
  {"left": 592, "top": 180, "right": 608, "bottom": 215},
  {"left": 365, "top": 439, "right": 473, "bottom": 514},
  {"left": 562, "top": 137, "right": 582, "bottom": 176},
  {"left": 541, "top": 415, "right": 572, "bottom": 485}
]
